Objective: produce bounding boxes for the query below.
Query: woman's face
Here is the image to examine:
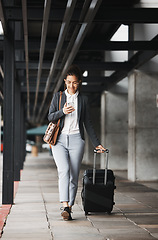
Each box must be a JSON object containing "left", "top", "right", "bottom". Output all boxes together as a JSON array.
[{"left": 64, "top": 75, "right": 80, "bottom": 95}]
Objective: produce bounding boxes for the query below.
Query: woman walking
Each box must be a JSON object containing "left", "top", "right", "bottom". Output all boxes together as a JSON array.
[{"left": 48, "top": 65, "right": 105, "bottom": 220}]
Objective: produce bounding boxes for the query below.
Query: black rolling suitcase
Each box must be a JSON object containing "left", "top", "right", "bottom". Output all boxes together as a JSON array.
[{"left": 81, "top": 149, "right": 116, "bottom": 215}]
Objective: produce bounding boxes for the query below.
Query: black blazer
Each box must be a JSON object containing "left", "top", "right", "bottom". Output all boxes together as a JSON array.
[{"left": 48, "top": 91, "right": 100, "bottom": 147}]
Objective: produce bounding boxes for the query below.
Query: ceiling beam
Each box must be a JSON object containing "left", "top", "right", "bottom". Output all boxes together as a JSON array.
[
  {"left": 81, "top": 40, "right": 158, "bottom": 51},
  {"left": 20, "top": 77, "right": 48, "bottom": 83},
  {"left": 16, "top": 61, "right": 132, "bottom": 71},
  {"left": 95, "top": 8, "right": 158, "bottom": 23},
  {"left": 14, "top": 39, "right": 58, "bottom": 50},
  {"left": 78, "top": 62, "right": 132, "bottom": 71},
  {"left": 21, "top": 86, "right": 53, "bottom": 93},
  {"left": 5, "top": 7, "right": 158, "bottom": 23},
  {"left": 5, "top": 7, "right": 72, "bottom": 22},
  {"left": 16, "top": 61, "right": 52, "bottom": 70},
  {"left": 1, "top": 39, "right": 157, "bottom": 51}
]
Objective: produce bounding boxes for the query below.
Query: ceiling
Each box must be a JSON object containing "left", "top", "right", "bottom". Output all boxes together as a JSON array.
[{"left": 0, "top": 0, "right": 158, "bottom": 126}]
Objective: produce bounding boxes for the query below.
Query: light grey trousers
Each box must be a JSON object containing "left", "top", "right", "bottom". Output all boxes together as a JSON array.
[{"left": 52, "top": 133, "right": 85, "bottom": 206}]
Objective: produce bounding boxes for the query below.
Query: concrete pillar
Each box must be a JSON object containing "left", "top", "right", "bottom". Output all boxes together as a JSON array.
[
  {"left": 3, "top": 22, "right": 15, "bottom": 204},
  {"left": 20, "top": 102, "right": 26, "bottom": 170},
  {"left": 14, "top": 80, "right": 21, "bottom": 181},
  {"left": 128, "top": 70, "right": 158, "bottom": 181},
  {"left": 101, "top": 90, "right": 128, "bottom": 170}
]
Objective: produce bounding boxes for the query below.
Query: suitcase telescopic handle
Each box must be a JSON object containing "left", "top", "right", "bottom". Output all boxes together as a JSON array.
[{"left": 93, "top": 149, "right": 109, "bottom": 185}]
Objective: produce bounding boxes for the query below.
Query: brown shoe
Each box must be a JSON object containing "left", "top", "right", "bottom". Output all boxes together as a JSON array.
[{"left": 61, "top": 207, "right": 72, "bottom": 221}]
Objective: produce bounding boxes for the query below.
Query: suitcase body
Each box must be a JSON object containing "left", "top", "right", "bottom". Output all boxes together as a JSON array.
[{"left": 81, "top": 150, "right": 116, "bottom": 215}]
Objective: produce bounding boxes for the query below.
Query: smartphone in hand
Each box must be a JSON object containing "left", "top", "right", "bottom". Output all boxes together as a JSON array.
[{"left": 67, "top": 102, "right": 74, "bottom": 108}]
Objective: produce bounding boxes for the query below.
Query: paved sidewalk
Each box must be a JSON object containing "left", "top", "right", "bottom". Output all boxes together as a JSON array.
[{"left": 1, "top": 152, "right": 158, "bottom": 240}]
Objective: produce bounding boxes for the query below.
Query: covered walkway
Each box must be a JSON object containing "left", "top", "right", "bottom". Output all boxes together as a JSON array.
[
  {"left": 0, "top": 1, "right": 158, "bottom": 238},
  {"left": 0, "top": 0, "right": 158, "bottom": 206},
  {"left": 1, "top": 152, "right": 158, "bottom": 240}
]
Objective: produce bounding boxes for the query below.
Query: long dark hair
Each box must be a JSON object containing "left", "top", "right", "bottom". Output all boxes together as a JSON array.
[{"left": 64, "top": 65, "right": 82, "bottom": 91}]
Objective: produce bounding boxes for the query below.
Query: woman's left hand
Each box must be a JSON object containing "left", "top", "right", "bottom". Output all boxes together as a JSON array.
[{"left": 95, "top": 145, "right": 106, "bottom": 153}]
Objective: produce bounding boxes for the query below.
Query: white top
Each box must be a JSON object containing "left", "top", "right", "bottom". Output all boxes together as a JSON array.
[{"left": 61, "top": 89, "right": 80, "bottom": 135}]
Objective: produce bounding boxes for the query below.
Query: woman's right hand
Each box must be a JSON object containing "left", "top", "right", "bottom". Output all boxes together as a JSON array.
[
  {"left": 95, "top": 145, "right": 106, "bottom": 153},
  {"left": 63, "top": 102, "right": 75, "bottom": 115}
]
